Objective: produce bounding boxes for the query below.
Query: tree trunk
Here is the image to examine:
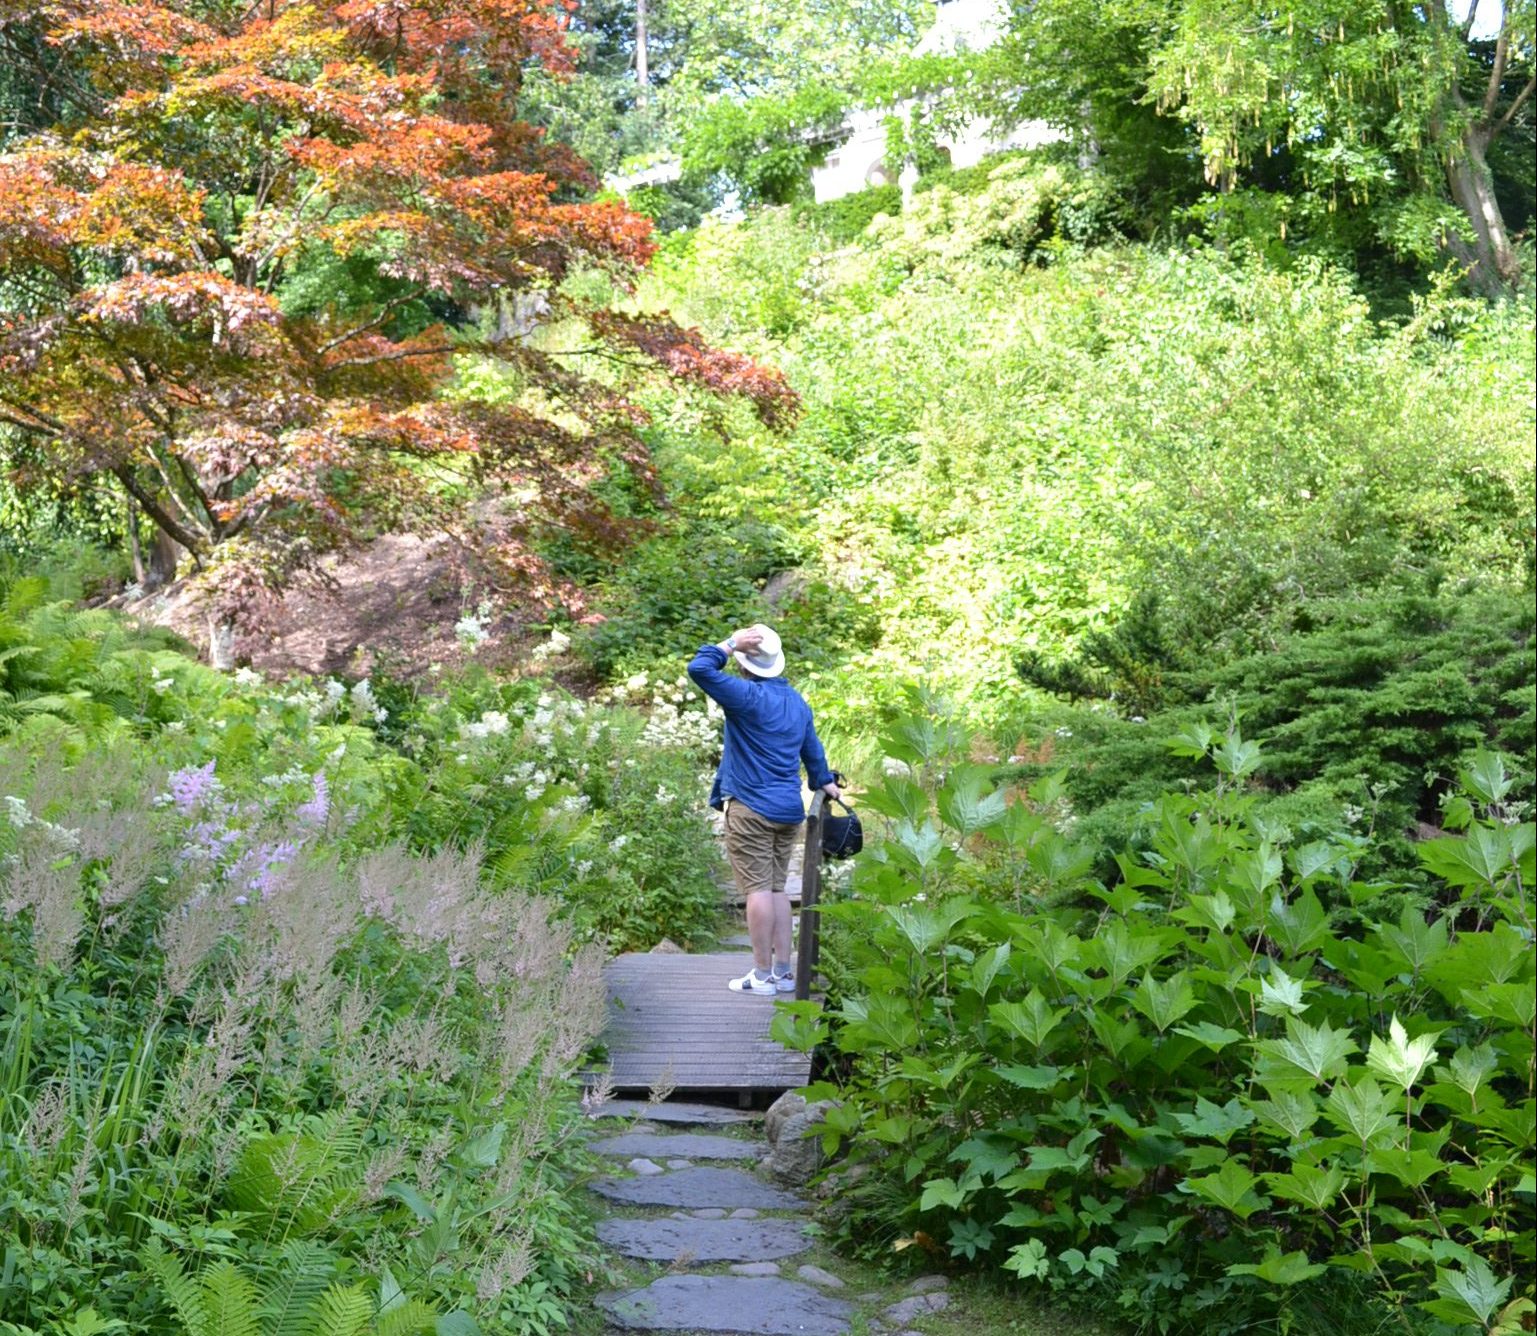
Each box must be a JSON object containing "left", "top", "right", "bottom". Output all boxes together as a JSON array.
[
  {"left": 1444, "top": 128, "right": 1519, "bottom": 295},
  {"left": 636, "top": 0, "right": 649, "bottom": 108},
  {"left": 207, "top": 614, "right": 237, "bottom": 670},
  {"left": 126, "top": 497, "right": 146, "bottom": 587},
  {"left": 146, "top": 528, "right": 183, "bottom": 590}
]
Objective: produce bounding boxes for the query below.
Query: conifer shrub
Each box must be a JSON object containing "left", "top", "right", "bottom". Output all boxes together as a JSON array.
[{"left": 1014, "top": 585, "right": 1536, "bottom": 884}]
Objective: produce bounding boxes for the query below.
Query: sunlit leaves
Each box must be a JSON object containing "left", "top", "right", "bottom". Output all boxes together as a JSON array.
[{"left": 1365, "top": 1015, "right": 1439, "bottom": 1095}]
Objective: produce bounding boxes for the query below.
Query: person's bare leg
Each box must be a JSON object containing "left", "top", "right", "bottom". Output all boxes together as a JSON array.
[
  {"left": 772, "top": 892, "right": 792, "bottom": 967},
  {"left": 745, "top": 890, "right": 774, "bottom": 972}
]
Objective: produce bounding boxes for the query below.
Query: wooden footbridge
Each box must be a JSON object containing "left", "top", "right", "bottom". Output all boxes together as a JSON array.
[{"left": 592, "top": 796, "right": 828, "bottom": 1096}]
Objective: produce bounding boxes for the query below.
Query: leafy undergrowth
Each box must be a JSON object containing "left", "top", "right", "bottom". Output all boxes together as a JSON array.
[
  {"left": 0, "top": 588, "right": 736, "bottom": 1334},
  {"left": 773, "top": 712, "right": 1536, "bottom": 1336}
]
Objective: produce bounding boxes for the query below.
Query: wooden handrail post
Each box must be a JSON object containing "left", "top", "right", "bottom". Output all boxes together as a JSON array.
[{"left": 795, "top": 792, "right": 825, "bottom": 1003}]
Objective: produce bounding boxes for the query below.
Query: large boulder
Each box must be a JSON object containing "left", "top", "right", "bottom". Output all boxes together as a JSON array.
[{"left": 763, "top": 1092, "right": 837, "bottom": 1185}]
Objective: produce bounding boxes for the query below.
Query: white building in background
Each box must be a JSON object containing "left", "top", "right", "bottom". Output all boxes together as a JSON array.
[{"left": 808, "top": 0, "right": 1059, "bottom": 204}]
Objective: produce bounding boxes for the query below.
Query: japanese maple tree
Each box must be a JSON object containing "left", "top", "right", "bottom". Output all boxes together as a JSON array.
[{"left": 0, "top": 0, "right": 796, "bottom": 662}]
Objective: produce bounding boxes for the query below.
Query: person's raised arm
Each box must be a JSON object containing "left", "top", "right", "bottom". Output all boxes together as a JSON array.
[
  {"left": 801, "top": 718, "right": 839, "bottom": 799},
  {"left": 686, "top": 629, "right": 761, "bottom": 715}
]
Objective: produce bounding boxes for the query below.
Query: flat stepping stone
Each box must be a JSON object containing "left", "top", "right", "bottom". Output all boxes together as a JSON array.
[
  {"left": 597, "top": 1217, "right": 812, "bottom": 1263},
  {"left": 730, "top": 1262, "right": 781, "bottom": 1277},
  {"left": 590, "top": 1133, "right": 764, "bottom": 1162},
  {"left": 591, "top": 1167, "right": 802, "bottom": 1210},
  {"left": 587, "top": 1100, "right": 756, "bottom": 1126},
  {"left": 598, "top": 1275, "right": 852, "bottom": 1334}
]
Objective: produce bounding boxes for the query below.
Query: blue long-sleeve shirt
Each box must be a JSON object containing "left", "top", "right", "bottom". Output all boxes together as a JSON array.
[{"left": 687, "top": 644, "right": 834, "bottom": 825}]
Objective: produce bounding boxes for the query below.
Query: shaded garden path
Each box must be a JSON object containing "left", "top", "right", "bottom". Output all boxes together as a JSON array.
[{"left": 584, "top": 1102, "right": 951, "bottom": 1335}]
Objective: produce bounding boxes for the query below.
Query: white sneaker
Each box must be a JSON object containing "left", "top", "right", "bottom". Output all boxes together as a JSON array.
[
  {"left": 728, "top": 969, "right": 776, "bottom": 996},
  {"left": 772, "top": 971, "right": 795, "bottom": 993}
]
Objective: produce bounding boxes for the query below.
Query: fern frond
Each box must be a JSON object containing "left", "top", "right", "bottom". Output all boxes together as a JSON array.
[
  {"left": 374, "top": 1299, "right": 438, "bottom": 1336},
  {"left": 301, "top": 1284, "right": 372, "bottom": 1336},
  {"left": 200, "top": 1261, "right": 261, "bottom": 1336},
  {"left": 141, "top": 1239, "right": 209, "bottom": 1335},
  {"left": 258, "top": 1240, "right": 338, "bottom": 1336}
]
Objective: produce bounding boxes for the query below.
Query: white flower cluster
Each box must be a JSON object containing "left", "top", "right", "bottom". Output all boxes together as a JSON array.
[
  {"left": 455, "top": 599, "right": 497, "bottom": 654},
  {"left": 529, "top": 628, "right": 571, "bottom": 662},
  {"left": 349, "top": 678, "right": 387, "bottom": 724},
  {"left": 150, "top": 672, "right": 174, "bottom": 695},
  {"left": 3, "top": 795, "right": 80, "bottom": 848},
  {"left": 501, "top": 759, "right": 554, "bottom": 803},
  {"left": 233, "top": 666, "right": 264, "bottom": 688},
  {"left": 462, "top": 710, "right": 512, "bottom": 741}
]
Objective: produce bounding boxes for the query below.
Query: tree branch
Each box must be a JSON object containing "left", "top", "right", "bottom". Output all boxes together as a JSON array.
[
  {"left": 1482, "top": 17, "right": 1510, "bottom": 123},
  {"left": 327, "top": 343, "right": 458, "bottom": 368},
  {"left": 111, "top": 466, "right": 207, "bottom": 558},
  {"left": 1489, "top": 72, "right": 1536, "bottom": 142},
  {"left": 317, "top": 291, "right": 425, "bottom": 354}
]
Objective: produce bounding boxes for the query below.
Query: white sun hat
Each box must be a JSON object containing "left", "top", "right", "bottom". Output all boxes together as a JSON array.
[{"left": 734, "top": 623, "right": 785, "bottom": 678}]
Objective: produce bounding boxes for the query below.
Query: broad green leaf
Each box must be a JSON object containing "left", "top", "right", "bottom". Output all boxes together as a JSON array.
[
  {"left": 1324, "top": 1078, "right": 1399, "bottom": 1147},
  {"left": 886, "top": 899, "right": 975, "bottom": 956},
  {"left": 1227, "top": 1245, "right": 1327, "bottom": 1286},
  {"left": 1254, "top": 1016, "right": 1358, "bottom": 1086},
  {"left": 1365, "top": 1015, "right": 1439, "bottom": 1093},
  {"left": 1461, "top": 749, "right": 1515, "bottom": 805},
  {"left": 1130, "top": 970, "right": 1197, "bottom": 1032},
  {"left": 994, "top": 1063, "right": 1069, "bottom": 1090},
  {"left": 1174, "top": 1021, "right": 1246, "bottom": 1051},
  {"left": 990, "top": 990, "right": 1068, "bottom": 1050},
  {"left": 936, "top": 765, "right": 1007, "bottom": 835},
  {"left": 1004, "top": 1239, "right": 1049, "bottom": 1280},
  {"left": 1257, "top": 965, "right": 1310, "bottom": 1017},
  {"left": 1266, "top": 887, "right": 1329, "bottom": 956},
  {"left": 1248, "top": 1090, "right": 1320, "bottom": 1140},
  {"left": 918, "top": 1177, "right": 969, "bottom": 1211},
  {"left": 1463, "top": 981, "right": 1537, "bottom": 1029},
  {"left": 1372, "top": 905, "right": 1448, "bottom": 976},
  {"left": 969, "top": 942, "right": 1011, "bottom": 998},
  {"left": 1420, "top": 1255, "right": 1512, "bottom": 1325},
  {"left": 1184, "top": 1159, "right": 1269, "bottom": 1219},
  {"left": 1365, "top": 1146, "right": 1444, "bottom": 1188},
  {"left": 1172, "top": 1096, "right": 1253, "bottom": 1144},
  {"left": 1264, "top": 1161, "right": 1345, "bottom": 1210}
]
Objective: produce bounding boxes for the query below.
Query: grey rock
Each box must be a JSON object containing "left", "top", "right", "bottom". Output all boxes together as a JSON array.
[
  {"left": 592, "top": 1167, "right": 803, "bottom": 1210},
  {"left": 765, "top": 1099, "right": 839, "bottom": 1186},
  {"left": 627, "top": 1158, "right": 665, "bottom": 1175},
  {"left": 763, "top": 1092, "right": 806, "bottom": 1147},
  {"left": 597, "top": 1275, "right": 852, "bottom": 1334},
  {"left": 882, "top": 1293, "right": 950, "bottom": 1324},
  {"left": 585, "top": 1099, "right": 755, "bottom": 1126},
  {"left": 589, "top": 1133, "right": 764, "bottom": 1162},
  {"left": 666, "top": 1159, "right": 692, "bottom": 1169},
  {"left": 796, "top": 1265, "right": 845, "bottom": 1289},
  {"left": 729, "top": 1262, "right": 783, "bottom": 1277},
  {"left": 729, "top": 1208, "right": 760, "bottom": 1219},
  {"left": 596, "top": 1217, "right": 812, "bottom": 1263},
  {"left": 907, "top": 1275, "right": 949, "bottom": 1295},
  {"left": 691, "top": 1208, "right": 728, "bottom": 1219},
  {"left": 649, "top": 938, "right": 686, "bottom": 953}
]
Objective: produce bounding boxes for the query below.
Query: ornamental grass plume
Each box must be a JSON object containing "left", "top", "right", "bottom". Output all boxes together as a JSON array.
[
  {"left": 3, "top": 841, "right": 84, "bottom": 971},
  {"left": 157, "top": 889, "right": 236, "bottom": 997}
]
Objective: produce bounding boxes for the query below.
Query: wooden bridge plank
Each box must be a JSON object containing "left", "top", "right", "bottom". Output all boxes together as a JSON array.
[{"left": 593, "top": 951, "right": 812, "bottom": 1093}]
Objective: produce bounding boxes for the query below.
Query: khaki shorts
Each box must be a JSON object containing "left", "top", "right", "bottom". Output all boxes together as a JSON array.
[{"left": 724, "top": 800, "right": 801, "bottom": 896}]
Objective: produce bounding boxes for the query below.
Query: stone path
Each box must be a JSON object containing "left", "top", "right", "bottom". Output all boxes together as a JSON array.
[{"left": 587, "top": 1101, "right": 950, "bottom": 1336}]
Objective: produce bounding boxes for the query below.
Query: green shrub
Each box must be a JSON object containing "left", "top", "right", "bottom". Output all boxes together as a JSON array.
[
  {"left": 782, "top": 717, "right": 1536, "bottom": 1335},
  {"left": 793, "top": 185, "right": 902, "bottom": 244},
  {"left": 1013, "top": 585, "right": 1536, "bottom": 883}
]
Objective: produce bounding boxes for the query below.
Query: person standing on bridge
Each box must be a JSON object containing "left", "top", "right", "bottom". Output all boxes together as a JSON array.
[{"left": 688, "top": 625, "right": 841, "bottom": 996}]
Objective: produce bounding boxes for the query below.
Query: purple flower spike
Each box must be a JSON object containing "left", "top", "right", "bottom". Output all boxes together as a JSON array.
[
  {"left": 168, "top": 761, "right": 220, "bottom": 813},
  {"left": 297, "top": 772, "right": 330, "bottom": 827}
]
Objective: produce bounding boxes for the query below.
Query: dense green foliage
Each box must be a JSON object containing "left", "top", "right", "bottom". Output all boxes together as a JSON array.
[
  {"left": 776, "top": 715, "right": 1535, "bottom": 1333},
  {"left": 0, "top": 573, "right": 729, "bottom": 1333},
  {"left": 575, "top": 161, "right": 1533, "bottom": 761},
  {"left": 1014, "top": 585, "right": 1536, "bottom": 881}
]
